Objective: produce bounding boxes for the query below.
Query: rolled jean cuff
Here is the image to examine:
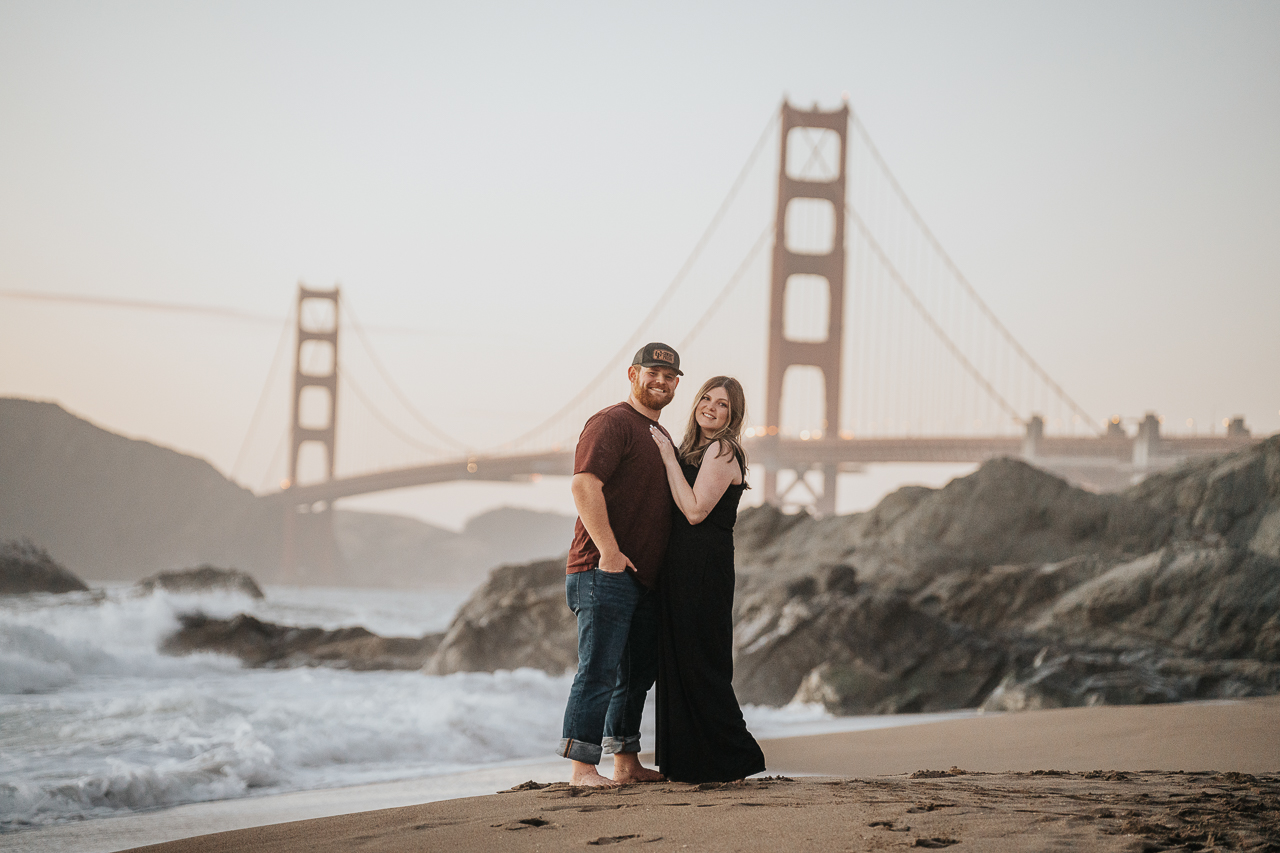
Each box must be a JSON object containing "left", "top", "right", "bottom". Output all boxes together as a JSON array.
[
  {"left": 602, "top": 734, "right": 641, "bottom": 755},
  {"left": 559, "top": 737, "right": 602, "bottom": 765}
]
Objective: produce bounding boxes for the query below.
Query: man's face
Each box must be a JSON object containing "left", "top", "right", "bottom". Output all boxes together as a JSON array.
[{"left": 630, "top": 365, "right": 680, "bottom": 411}]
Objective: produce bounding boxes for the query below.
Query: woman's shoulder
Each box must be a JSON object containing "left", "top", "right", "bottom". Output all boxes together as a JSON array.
[
  {"left": 703, "top": 439, "right": 744, "bottom": 480},
  {"left": 705, "top": 437, "right": 745, "bottom": 460},
  {"left": 701, "top": 439, "right": 729, "bottom": 460}
]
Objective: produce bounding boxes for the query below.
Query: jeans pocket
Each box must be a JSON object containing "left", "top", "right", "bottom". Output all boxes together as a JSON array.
[{"left": 566, "top": 571, "right": 589, "bottom": 615}]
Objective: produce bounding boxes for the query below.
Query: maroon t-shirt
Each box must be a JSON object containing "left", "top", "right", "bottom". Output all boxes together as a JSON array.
[{"left": 566, "top": 402, "right": 674, "bottom": 589}]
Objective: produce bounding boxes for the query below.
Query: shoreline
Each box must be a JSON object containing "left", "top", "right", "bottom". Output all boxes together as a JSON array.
[
  {"left": 5, "top": 707, "right": 979, "bottom": 853},
  {"left": 129, "top": 771, "right": 1280, "bottom": 853},
  {"left": 8, "top": 696, "right": 1279, "bottom": 853}
]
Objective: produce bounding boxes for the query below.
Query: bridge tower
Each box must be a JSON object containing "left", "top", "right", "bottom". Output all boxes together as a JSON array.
[
  {"left": 281, "top": 284, "right": 342, "bottom": 583},
  {"left": 762, "top": 100, "right": 850, "bottom": 516}
]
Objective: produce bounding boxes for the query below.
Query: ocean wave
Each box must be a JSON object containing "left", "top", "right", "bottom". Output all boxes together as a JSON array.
[
  {"left": 0, "top": 647, "right": 78, "bottom": 694},
  {"left": 1, "top": 585, "right": 864, "bottom": 829},
  {"left": 0, "top": 664, "right": 575, "bottom": 828},
  {"left": 0, "top": 738, "right": 280, "bottom": 826},
  {"left": 0, "top": 585, "right": 467, "bottom": 691},
  {"left": 0, "top": 599, "right": 239, "bottom": 694}
]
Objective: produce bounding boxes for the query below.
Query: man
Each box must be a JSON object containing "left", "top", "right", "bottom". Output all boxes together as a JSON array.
[{"left": 558, "top": 342, "right": 682, "bottom": 787}]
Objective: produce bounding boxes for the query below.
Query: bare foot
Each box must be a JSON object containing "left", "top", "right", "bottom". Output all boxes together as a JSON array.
[
  {"left": 612, "top": 752, "right": 665, "bottom": 783},
  {"left": 569, "top": 760, "right": 621, "bottom": 788}
]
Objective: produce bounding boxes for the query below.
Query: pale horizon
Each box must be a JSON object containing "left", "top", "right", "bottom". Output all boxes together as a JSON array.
[{"left": 2, "top": 1, "right": 1277, "bottom": 529}]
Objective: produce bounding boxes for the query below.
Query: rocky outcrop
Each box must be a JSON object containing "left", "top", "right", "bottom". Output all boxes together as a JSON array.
[
  {"left": 0, "top": 397, "right": 575, "bottom": 589},
  {"left": 982, "top": 646, "right": 1280, "bottom": 712},
  {"left": 425, "top": 558, "right": 577, "bottom": 676},
  {"left": 1028, "top": 545, "right": 1280, "bottom": 661},
  {"left": 164, "top": 556, "right": 575, "bottom": 675},
  {"left": 135, "top": 565, "right": 265, "bottom": 599},
  {"left": 736, "top": 575, "right": 1010, "bottom": 713},
  {"left": 162, "top": 612, "right": 444, "bottom": 670},
  {"left": 158, "top": 556, "right": 573, "bottom": 673},
  {"left": 419, "top": 434, "right": 1280, "bottom": 715},
  {"left": 1128, "top": 437, "right": 1280, "bottom": 549},
  {"left": 0, "top": 538, "right": 89, "bottom": 595},
  {"left": 733, "top": 457, "right": 1170, "bottom": 594}
]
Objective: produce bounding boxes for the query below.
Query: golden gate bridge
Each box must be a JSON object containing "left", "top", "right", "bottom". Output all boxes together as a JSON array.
[{"left": 243, "top": 100, "right": 1260, "bottom": 580}]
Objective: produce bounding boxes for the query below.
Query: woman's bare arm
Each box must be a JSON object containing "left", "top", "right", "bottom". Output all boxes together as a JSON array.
[{"left": 649, "top": 429, "right": 740, "bottom": 525}]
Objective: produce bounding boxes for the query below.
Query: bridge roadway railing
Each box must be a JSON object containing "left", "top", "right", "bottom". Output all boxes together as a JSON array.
[
  {"left": 263, "top": 432, "right": 1263, "bottom": 507},
  {"left": 751, "top": 434, "right": 1259, "bottom": 470},
  {"left": 265, "top": 449, "right": 576, "bottom": 506}
]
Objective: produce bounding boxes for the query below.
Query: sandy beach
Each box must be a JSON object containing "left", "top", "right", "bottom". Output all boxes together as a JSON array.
[
  {"left": 128, "top": 771, "right": 1279, "bottom": 853},
  {"left": 63, "top": 696, "right": 1273, "bottom": 853}
]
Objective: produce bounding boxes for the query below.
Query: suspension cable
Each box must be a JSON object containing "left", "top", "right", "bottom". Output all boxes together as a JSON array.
[
  {"left": 847, "top": 110, "right": 1099, "bottom": 433},
  {"left": 258, "top": 427, "right": 289, "bottom": 494},
  {"left": 339, "top": 295, "right": 468, "bottom": 451},
  {"left": 232, "top": 298, "right": 296, "bottom": 482},
  {"left": 0, "top": 288, "right": 283, "bottom": 324},
  {"left": 679, "top": 225, "right": 772, "bottom": 351},
  {"left": 498, "top": 106, "right": 781, "bottom": 451},
  {"left": 338, "top": 367, "right": 457, "bottom": 458},
  {"left": 848, "top": 203, "right": 1023, "bottom": 425}
]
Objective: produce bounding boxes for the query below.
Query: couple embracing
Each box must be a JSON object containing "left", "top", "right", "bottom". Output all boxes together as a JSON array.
[{"left": 557, "top": 341, "right": 765, "bottom": 787}]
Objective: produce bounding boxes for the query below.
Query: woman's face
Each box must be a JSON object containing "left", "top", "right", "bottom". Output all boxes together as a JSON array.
[{"left": 696, "top": 386, "right": 732, "bottom": 438}]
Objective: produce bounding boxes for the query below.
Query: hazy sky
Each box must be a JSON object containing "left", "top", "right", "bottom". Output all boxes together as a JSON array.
[{"left": 2, "top": 1, "right": 1277, "bottom": 529}]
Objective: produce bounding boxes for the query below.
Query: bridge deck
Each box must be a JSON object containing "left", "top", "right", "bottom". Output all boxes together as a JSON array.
[{"left": 264, "top": 434, "right": 1261, "bottom": 506}]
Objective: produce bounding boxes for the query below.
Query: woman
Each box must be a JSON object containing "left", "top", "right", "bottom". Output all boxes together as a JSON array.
[{"left": 647, "top": 376, "right": 765, "bottom": 783}]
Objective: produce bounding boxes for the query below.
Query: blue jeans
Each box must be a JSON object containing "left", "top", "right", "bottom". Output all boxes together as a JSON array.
[{"left": 558, "top": 568, "right": 659, "bottom": 765}]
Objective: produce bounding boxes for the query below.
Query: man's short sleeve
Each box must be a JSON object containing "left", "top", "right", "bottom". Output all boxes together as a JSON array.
[{"left": 575, "top": 408, "right": 627, "bottom": 482}]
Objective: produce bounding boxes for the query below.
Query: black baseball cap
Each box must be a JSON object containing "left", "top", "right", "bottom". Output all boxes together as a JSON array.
[{"left": 632, "top": 342, "right": 683, "bottom": 375}]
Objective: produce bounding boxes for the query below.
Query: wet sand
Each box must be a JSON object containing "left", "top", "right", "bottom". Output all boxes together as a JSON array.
[
  {"left": 116, "top": 696, "right": 1279, "bottom": 853},
  {"left": 128, "top": 771, "right": 1280, "bottom": 853}
]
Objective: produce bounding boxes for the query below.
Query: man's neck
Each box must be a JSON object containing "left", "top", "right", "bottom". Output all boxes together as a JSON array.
[{"left": 626, "top": 394, "right": 661, "bottom": 422}]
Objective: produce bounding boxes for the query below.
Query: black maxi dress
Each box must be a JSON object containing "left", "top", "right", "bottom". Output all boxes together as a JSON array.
[{"left": 655, "top": 454, "right": 766, "bottom": 783}]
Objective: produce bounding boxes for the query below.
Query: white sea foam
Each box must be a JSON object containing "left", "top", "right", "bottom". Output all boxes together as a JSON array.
[
  {"left": 1, "top": 663, "right": 575, "bottom": 827},
  {"left": 253, "top": 585, "right": 469, "bottom": 637},
  {"left": 0, "top": 584, "right": 500, "bottom": 828},
  {"left": 0, "top": 584, "right": 469, "bottom": 694},
  {"left": 0, "top": 584, "right": 965, "bottom": 830}
]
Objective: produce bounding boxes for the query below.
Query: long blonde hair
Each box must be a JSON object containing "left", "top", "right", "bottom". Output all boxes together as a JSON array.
[{"left": 677, "top": 376, "right": 748, "bottom": 485}]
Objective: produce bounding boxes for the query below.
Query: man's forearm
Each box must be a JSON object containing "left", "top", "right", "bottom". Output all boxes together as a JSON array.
[{"left": 571, "top": 473, "right": 628, "bottom": 572}]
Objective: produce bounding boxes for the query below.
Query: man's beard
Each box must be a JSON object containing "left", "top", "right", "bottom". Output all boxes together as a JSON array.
[{"left": 634, "top": 381, "right": 672, "bottom": 411}]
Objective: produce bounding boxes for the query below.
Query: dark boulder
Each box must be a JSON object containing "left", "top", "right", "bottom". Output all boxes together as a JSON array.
[
  {"left": 136, "top": 565, "right": 265, "bottom": 599},
  {"left": 162, "top": 612, "right": 443, "bottom": 670},
  {"left": 733, "top": 580, "right": 1008, "bottom": 712},
  {"left": 734, "top": 503, "right": 813, "bottom": 556},
  {"left": 1127, "top": 433, "right": 1280, "bottom": 548},
  {"left": 982, "top": 646, "right": 1280, "bottom": 712},
  {"left": 0, "top": 538, "right": 89, "bottom": 595},
  {"left": 910, "top": 555, "right": 1109, "bottom": 633},
  {"left": 1029, "top": 546, "right": 1280, "bottom": 661},
  {"left": 735, "top": 459, "right": 1169, "bottom": 595},
  {"left": 851, "top": 458, "right": 1169, "bottom": 589},
  {"left": 727, "top": 445, "right": 1280, "bottom": 713},
  {"left": 894, "top": 459, "right": 1131, "bottom": 556},
  {"left": 425, "top": 558, "right": 577, "bottom": 676}
]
